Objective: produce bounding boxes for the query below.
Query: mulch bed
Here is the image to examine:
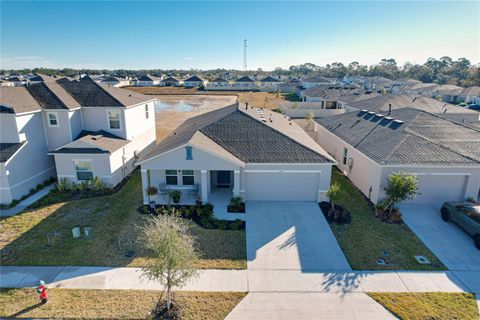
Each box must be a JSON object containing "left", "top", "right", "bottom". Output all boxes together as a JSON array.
[{"left": 319, "top": 201, "right": 352, "bottom": 225}]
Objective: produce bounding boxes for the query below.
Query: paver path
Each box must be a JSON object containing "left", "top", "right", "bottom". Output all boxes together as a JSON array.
[{"left": 0, "top": 184, "right": 55, "bottom": 217}]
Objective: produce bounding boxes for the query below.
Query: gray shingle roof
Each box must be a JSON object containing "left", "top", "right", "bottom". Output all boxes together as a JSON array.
[
  {"left": 51, "top": 130, "right": 129, "bottom": 154},
  {"left": 184, "top": 75, "right": 203, "bottom": 82},
  {"left": 137, "top": 75, "right": 159, "bottom": 81},
  {"left": 0, "top": 87, "right": 42, "bottom": 114},
  {"left": 316, "top": 108, "right": 480, "bottom": 166},
  {"left": 260, "top": 76, "right": 279, "bottom": 82},
  {"left": 210, "top": 77, "right": 228, "bottom": 83},
  {"left": 161, "top": 77, "right": 179, "bottom": 83},
  {"left": 236, "top": 76, "right": 254, "bottom": 82},
  {"left": 140, "top": 104, "right": 332, "bottom": 164},
  {"left": 1, "top": 142, "right": 25, "bottom": 163}
]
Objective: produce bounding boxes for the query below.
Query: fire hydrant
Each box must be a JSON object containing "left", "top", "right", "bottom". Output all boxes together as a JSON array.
[{"left": 36, "top": 280, "right": 48, "bottom": 304}]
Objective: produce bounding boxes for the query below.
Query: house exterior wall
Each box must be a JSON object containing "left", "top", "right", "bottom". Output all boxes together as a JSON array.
[
  {"left": 54, "top": 153, "right": 112, "bottom": 185},
  {"left": 0, "top": 164, "right": 12, "bottom": 204},
  {"left": 43, "top": 110, "right": 73, "bottom": 150},
  {"left": 124, "top": 102, "right": 155, "bottom": 140},
  {"left": 184, "top": 81, "right": 203, "bottom": 87},
  {"left": 1, "top": 112, "right": 55, "bottom": 204},
  {"left": 0, "top": 114, "right": 20, "bottom": 143},
  {"left": 314, "top": 123, "right": 383, "bottom": 203},
  {"left": 69, "top": 109, "right": 83, "bottom": 139},
  {"left": 81, "top": 107, "right": 127, "bottom": 139}
]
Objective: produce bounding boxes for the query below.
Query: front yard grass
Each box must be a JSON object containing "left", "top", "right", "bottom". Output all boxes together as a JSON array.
[
  {"left": 330, "top": 169, "right": 445, "bottom": 270},
  {"left": 0, "top": 288, "right": 246, "bottom": 320},
  {"left": 0, "top": 171, "right": 246, "bottom": 269},
  {"left": 368, "top": 292, "right": 479, "bottom": 320}
]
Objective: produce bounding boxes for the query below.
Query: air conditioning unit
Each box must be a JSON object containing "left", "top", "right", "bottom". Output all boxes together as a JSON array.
[{"left": 347, "top": 157, "right": 354, "bottom": 172}]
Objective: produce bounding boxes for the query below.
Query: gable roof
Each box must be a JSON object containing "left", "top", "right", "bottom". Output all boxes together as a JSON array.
[
  {"left": 140, "top": 104, "right": 333, "bottom": 164},
  {"left": 236, "top": 76, "right": 254, "bottom": 82},
  {"left": 29, "top": 73, "right": 58, "bottom": 82},
  {"left": 302, "top": 85, "right": 380, "bottom": 102},
  {"left": 161, "top": 77, "right": 179, "bottom": 83},
  {"left": 461, "top": 86, "right": 480, "bottom": 97},
  {"left": 137, "top": 75, "right": 160, "bottom": 82},
  {"left": 260, "top": 76, "right": 279, "bottom": 82},
  {"left": 0, "top": 87, "right": 42, "bottom": 114},
  {"left": 51, "top": 130, "right": 129, "bottom": 154},
  {"left": 316, "top": 108, "right": 480, "bottom": 166},
  {"left": 303, "top": 76, "right": 333, "bottom": 83},
  {"left": 184, "top": 75, "right": 203, "bottom": 82},
  {"left": 210, "top": 77, "right": 228, "bottom": 83}
]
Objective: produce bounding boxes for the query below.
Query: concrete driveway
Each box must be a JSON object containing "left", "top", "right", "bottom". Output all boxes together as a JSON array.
[
  {"left": 401, "top": 205, "right": 480, "bottom": 271},
  {"left": 246, "top": 202, "right": 351, "bottom": 271}
]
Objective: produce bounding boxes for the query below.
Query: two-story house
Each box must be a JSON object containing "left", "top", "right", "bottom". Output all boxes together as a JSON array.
[{"left": 0, "top": 77, "right": 156, "bottom": 205}]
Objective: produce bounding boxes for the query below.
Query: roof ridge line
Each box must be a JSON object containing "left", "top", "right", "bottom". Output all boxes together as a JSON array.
[
  {"left": 405, "top": 106, "right": 480, "bottom": 133},
  {"left": 93, "top": 81, "right": 126, "bottom": 107},
  {"left": 238, "top": 107, "right": 334, "bottom": 163},
  {"left": 35, "top": 82, "right": 69, "bottom": 110}
]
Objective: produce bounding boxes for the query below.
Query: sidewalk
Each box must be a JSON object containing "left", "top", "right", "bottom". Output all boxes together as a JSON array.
[
  {"left": 2, "top": 266, "right": 480, "bottom": 294},
  {"left": 0, "top": 184, "right": 55, "bottom": 217}
]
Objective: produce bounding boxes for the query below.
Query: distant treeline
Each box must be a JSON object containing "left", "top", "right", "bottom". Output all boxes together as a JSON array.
[{"left": 2, "top": 57, "right": 479, "bottom": 86}]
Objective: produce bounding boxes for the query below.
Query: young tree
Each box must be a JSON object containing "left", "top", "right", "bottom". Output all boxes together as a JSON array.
[
  {"left": 305, "top": 110, "right": 315, "bottom": 130},
  {"left": 326, "top": 181, "right": 341, "bottom": 213},
  {"left": 139, "top": 210, "right": 198, "bottom": 311},
  {"left": 383, "top": 172, "right": 419, "bottom": 213}
]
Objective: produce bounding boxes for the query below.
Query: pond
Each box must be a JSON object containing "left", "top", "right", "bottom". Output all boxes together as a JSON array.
[{"left": 154, "top": 95, "right": 237, "bottom": 113}]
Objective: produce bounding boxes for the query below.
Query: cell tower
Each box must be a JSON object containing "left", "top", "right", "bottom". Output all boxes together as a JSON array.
[{"left": 243, "top": 39, "right": 247, "bottom": 71}]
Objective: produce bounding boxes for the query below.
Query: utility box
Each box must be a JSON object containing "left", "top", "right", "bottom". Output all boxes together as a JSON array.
[{"left": 84, "top": 227, "right": 93, "bottom": 238}]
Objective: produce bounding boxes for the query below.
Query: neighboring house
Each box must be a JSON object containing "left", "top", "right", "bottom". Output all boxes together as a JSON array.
[
  {"left": 136, "top": 75, "right": 161, "bottom": 86},
  {"left": 0, "top": 78, "right": 156, "bottom": 205},
  {"left": 7, "top": 76, "right": 27, "bottom": 87},
  {"left": 278, "top": 79, "right": 302, "bottom": 93},
  {"left": 258, "top": 76, "right": 281, "bottom": 92},
  {"left": 279, "top": 102, "right": 345, "bottom": 118},
  {"left": 314, "top": 108, "right": 480, "bottom": 205},
  {"left": 403, "top": 82, "right": 439, "bottom": 96},
  {"left": 0, "top": 80, "right": 15, "bottom": 87},
  {"left": 204, "top": 77, "right": 231, "bottom": 90},
  {"left": 183, "top": 75, "right": 204, "bottom": 88},
  {"left": 363, "top": 76, "right": 393, "bottom": 91},
  {"left": 101, "top": 76, "right": 132, "bottom": 87},
  {"left": 28, "top": 73, "right": 58, "bottom": 85},
  {"left": 301, "top": 76, "right": 334, "bottom": 89},
  {"left": 233, "top": 76, "right": 257, "bottom": 90},
  {"left": 458, "top": 86, "right": 480, "bottom": 104},
  {"left": 432, "top": 84, "right": 463, "bottom": 103},
  {"left": 300, "top": 84, "right": 380, "bottom": 108},
  {"left": 137, "top": 103, "right": 335, "bottom": 211},
  {"left": 160, "top": 77, "right": 180, "bottom": 87},
  {"left": 344, "top": 94, "right": 480, "bottom": 123}
]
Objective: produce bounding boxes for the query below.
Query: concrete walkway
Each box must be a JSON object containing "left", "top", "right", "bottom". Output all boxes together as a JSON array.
[
  {"left": 2, "top": 266, "right": 480, "bottom": 294},
  {"left": 0, "top": 184, "right": 55, "bottom": 217}
]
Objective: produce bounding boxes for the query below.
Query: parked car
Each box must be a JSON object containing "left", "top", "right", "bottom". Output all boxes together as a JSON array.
[
  {"left": 467, "top": 104, "right": 480, "bottom": 111},
  {"left": 441, "top": 201, "right": 480, "bottom": 250},
  {"left": 458, "top": 102, "right": 468, "bottom": 107}
]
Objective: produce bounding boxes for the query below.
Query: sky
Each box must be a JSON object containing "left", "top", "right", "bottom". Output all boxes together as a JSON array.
[{"left": 1, "top": 1, "right": 479, "bottom": 70}]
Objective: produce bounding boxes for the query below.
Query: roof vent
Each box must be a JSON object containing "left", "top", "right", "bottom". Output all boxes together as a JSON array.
[
  {"left": 375, "top": 113, "right": 384, "bottom": 118},
  {"left": 361, "top": 109, "right": 368, "bottom": 112},
  {"left": 384, "top": 116, "right": 393, "bottom": 120},
  {"left": 368, "top": 111, "right": 375, "bottom": 115},
  {"left": 92, "top": 135, "right": 103, "bottom": 140},
  {"left": 393, "top": 119, "right": 404, "bottom": 124}
]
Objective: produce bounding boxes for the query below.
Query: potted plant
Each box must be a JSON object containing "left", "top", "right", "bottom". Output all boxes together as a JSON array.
[
  {"left": 146, "top": 186, "right": 158, "bottom": 208},
  {"left": 170, "top": 190, "right": 181, "bottom": 204}
]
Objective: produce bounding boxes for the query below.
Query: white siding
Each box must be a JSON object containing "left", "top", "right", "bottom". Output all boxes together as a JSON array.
[{"left": 0, "top": 114, "right": 20, "bottom": 143}]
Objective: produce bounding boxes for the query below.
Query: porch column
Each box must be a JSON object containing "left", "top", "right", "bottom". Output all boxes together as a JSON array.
[
  {"left": 141, "top": 169, "right": 149, "bottom": 205},
  {"left": 201, "top": 170, "right": 208, "bottom": 203},
  {"left": 233, "top": 170, "right": 240, "bottom": 198}
]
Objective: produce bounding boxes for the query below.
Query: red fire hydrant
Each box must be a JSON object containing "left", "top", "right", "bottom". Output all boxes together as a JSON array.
[{"left": 36, "top": 280, "right": 48, "bottom": 304}]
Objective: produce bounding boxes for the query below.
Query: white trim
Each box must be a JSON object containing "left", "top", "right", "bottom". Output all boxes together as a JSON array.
[
  {"left": 282, "top": 170, "right": 322, "bottom": 173},
  {"left": 4, "top": 141, "right": 28, "bottom": 166},
  {"left": 245, "top": 170, "right": 281, "bottom": 173},
  {"left": 67, "top": 111, "right": 73, "bottom": 142},
  {"left": 245, "top": 162, "right": 331, "bottom": 166},
  {"left": 141, "top": 169, "right": 148, "bottom": 173},
  {"left": 106, "top": 109, "right": 122, "bottom": 131},
  {"left": 0, "top": 166, "right": 55, "bottom": 190},
  {"left": 407, "top": 172, "right": 471, "bottom": 177},
  {"left": 14, "top": 109, "right": 42, "bottom": 116},
  {"left": 201, "top": 170, "right": 207, "bottom": 173},
  {"left": 47, "top": 111, "right": 59, "bottom": 127}
]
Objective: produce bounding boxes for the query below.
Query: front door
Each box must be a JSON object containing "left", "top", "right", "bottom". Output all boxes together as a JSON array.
[{"left": 217, "top": 171, "right": 231, "bottom": 188}]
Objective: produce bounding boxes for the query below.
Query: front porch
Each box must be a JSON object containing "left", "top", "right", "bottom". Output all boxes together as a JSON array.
[{"left": 142, "top": 169, "right": 244, "bottom": 221}]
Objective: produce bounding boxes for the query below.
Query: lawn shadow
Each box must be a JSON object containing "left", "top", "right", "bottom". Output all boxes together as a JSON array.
[{"left": 7, "top": 301, "right": 43, "bottom": 318}]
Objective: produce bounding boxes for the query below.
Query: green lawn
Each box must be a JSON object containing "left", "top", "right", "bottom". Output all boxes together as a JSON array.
[
  {"left": 0, "top": 288, "right": 246, "bottom": 320},
  {"left": 0, "top": 171, "right": 246, "bottom": 269},
  {"left": 330, "top": 169, "right": 445, "bottom": 270},
  {"left": 368, "top": 292, "right": 479, "bottom": 320}
]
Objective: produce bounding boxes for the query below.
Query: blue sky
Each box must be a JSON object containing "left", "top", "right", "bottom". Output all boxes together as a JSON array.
[{"left": 1, "top": 1, "right": 479, "bottom": 70}]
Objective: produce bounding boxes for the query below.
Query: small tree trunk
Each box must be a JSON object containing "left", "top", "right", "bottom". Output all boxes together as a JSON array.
[{"left": 166, "top": 273, "right": 172, "bottom": 311}]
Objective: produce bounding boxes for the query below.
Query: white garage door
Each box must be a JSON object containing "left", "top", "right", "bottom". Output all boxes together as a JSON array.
[
  {"left": 245, "top": 172, "right": 319, "bottom": 201},
  {"left": 406, "top": 174, "right": 467, "bottom": 205}
]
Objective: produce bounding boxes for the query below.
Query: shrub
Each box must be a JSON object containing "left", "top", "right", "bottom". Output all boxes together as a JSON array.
[
  {"left": 89, "top": 176, "right": 105, "bottom": 192},
  {"left": 57, "top": 178, "right": 70, "bottom": 192},
  {"left": 169, "top": 190, "right": 181, "bottom": 203}
]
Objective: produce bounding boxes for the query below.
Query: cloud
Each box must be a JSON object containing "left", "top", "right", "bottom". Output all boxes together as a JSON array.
[{"left": 184, "top": 57, "right": 196, "bottom": 61}]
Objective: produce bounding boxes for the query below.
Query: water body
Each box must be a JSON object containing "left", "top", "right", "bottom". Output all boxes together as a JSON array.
[{"left": 154, "top": 95, "right": 237, "bottom": 113}]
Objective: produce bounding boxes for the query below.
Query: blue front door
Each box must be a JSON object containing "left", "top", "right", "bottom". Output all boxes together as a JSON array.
[{"left": 217, "top": 171, "right": 231, "bottom": 188}]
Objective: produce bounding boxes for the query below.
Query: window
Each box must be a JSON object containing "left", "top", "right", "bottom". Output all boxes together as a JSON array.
[
  {"left": 47, "top": 112, "right": 59, "bottom": 127},
  {"left": 165, "top": 170, "right": 178, "bottom": 185},
  {"left": 464, "top": 209, "right": 480, "bottom": 224},
  {"left": 182, "top": 170, "right": 194, "bottom": 185},
  {"left": 75, "top": 160, "right": 93, "bottom": 180},
  {"left": 145, "top": 104, "right": 149, "bottom": 119},
  {"left": 185, "top": 146, "right": 193, "bottom": 160},
  {"left": 343, "top": 147, "right": 348, "bottom": 165},
  {"left": 108, "top": 110, "right": 121, "bottom": 129}
]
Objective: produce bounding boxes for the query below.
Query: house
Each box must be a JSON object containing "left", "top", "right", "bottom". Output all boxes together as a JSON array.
[
  {"left": 136, "top": 75, "right": 161, "bottom": 86},
  {"left": 301, "top": 76, "right": 334, "bottom": 89},
  {"left": 363, "top": 76, "right": 393, "bottom": 91},
  {"left": 300, "top": 84, "right": 380, "bottom": 108},
  {"left": 432, "top": 84, "right": 463, "bottom": 103},
  {"left": 233, "top": 76, "right": 257, "bottom": 90},
  {"left": 137, "top": 103, "right": 335, "bottom": 212},
  {"left": 183, "top": 76, "right": 204, "bottom": 88},
  {"left": 258, "top": 76, "right": 281, "bottom": 92},
  {"left": 313, "top": 108, "right": 480, "bottom": 205},
  {"left": 204, "top": 77, "right": 231, "bottom": 90},
  {"left": 278, "top": 79, "right": 302, "bottom": 93},
  {"left": 160, "top": 77, "right": 180, "bottom": 87},
  {"left": 279, "top": 102, "right": 346, "bottom": 118},
  {"left": 403, "top": 82, "right": 439, "bottom": 96},
  {"left": 28, "top": 73, "right": 58, "bottom": 85},
  {"left": 344, "top": 94, "right": 479, "bottom": 123},
  {"left": 0, "top": 80, "right": 15, "bottom": 87},
  {"left": 0, "top": 78, "right": 156, "bottom": 205},
  {"left": 6, "top": 76, "right": 27, "bottom": 87},
  {"left": 458, "top": 86, "right": 480, "bottom": 105},
  {"left": 101, "top": 76, "right": 132, "bottom": 87}
]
